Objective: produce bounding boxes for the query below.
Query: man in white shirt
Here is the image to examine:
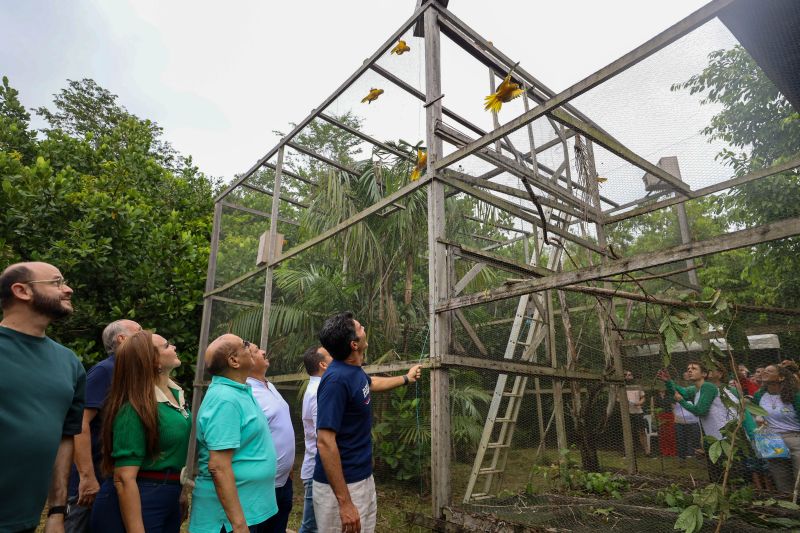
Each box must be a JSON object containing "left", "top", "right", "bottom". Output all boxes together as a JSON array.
[
  {"left": 625, "top": 370, "right": 649, "bottom": 456},
  {"left": 299, "top": 345, "right": 332, "bottom": 533},
  {"left": 247, "top": 344, "right": 296, "bottom": 533}
]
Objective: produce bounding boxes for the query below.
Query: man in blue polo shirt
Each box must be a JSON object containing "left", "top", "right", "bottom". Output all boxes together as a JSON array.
[
  {"left": 190, "top": 333, "right": 278, "bottom": 533},
  {"left": 313, "top": 312, "right": 422, "bottom": 533},
  {"left": 65, "top": 319, "right": 141, "bottom": 533}
]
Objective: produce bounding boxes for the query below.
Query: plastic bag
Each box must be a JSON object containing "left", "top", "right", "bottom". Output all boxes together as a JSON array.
[{"left": 752, "top": 428, "right": 791, "bottom": 459}]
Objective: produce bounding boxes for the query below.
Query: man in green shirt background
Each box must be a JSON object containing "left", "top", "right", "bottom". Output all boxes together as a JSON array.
[{"left": 0, "top": 262, "right": 86, "bottom": 533}]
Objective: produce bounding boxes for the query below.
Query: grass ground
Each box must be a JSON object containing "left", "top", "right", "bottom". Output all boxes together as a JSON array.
[{"left": 39, "top": 448, "right": 711, "bottom": 532}]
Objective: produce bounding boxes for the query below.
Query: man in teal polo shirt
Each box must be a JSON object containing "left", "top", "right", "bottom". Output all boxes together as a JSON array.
[{"left": 190, "top": 334, "right": 278, "bottom": 533}]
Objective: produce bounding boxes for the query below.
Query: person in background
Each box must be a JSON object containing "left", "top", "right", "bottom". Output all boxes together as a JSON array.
[
  {"left": 299, "top": 345, "right": 332, "bottom": 533},
  {"left": 66, "top": 319, "right": 142, "bottom": 533},
  {"left": 624, "top": 370, "right": 649, "bottom": 456},
  {"left": 0, "top": 262, "right": 86, "bottom": 533},
  {"left": 673, "top": 371, "right": 702, "bottom": 462},
  {"left": 753, "top": 364, "right": 800, "bottom": 492},
  {"left": 189, "top": 334, "right": 277, "bottom": 533},
  {"left": 737, "top": 364, "right": 759, "bottom": 397},
  {"left": 753, "top": 367, "right": 766, "bottom": 389},
  {"left": 658, "top": 362, "right": 754, "bottom": 483},
  {"left": 247, "top": 345, "right": 295, "bottom": 533},
  {"left": 654, "top": 389, "right": 676, "bottom": 457},
  {"left": 91, "top": 331, "right": 191, "bottom": 533}
]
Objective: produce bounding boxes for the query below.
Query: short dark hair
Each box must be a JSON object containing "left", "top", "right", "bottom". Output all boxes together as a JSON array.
[
  {"left": 303, "top": 345, "right": 326, "bottom": 375},
  {"left": 319, "top": 311, "right": 358, "bottom": 360},
  {"left": 0, "top": 264, "right": 32, "bottom": 309},
  {"left": 687, "top": 360, "right": 709, "bottom": 376}
]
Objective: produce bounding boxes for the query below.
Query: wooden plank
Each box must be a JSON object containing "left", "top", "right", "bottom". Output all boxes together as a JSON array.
[
  {"left": 215, "top": 1, "right": 434, "bottom": 202},
  {"left": 263, "top": 162, "right": 316, "bottom": 186},
  {"left": 219, "top": 201, "right": 300, "bottom": 226},
  {"left": 436, "top": 354, "right": 623, "bottom": 383},
  {"left": 425, "top": 7, "right": 451, "bottom": 520},
  {"left": 548, "top": 108, "right": 690, "bottom": 194},
  {"left": 433, "top": 0, "right": 735, "bottom": 171},
  {"left": 240, "top": 182, "right": 308, "bottom": 209},
  {"left": 185, "top": 202, "right": 223, "bottom": 479},
  {"left": 205, "top": 174, "right": 432, "bottom": 297},
  {"left": 286, "top": 141, "right": 359, "bottom": 177},
  {"left": 454, "top": 309, "right": 488, "bottom": 356},
  {"left": 210, "top": 295, "right": 260, "bottom": 307},
  {"left": 442, "top": 239, "right": 553, "bottom": 278},
  {"left": 437, "top": 216, "right": 800, "bottom": 311},
  {"left": 604, "top": 155, "right": 800, "bottom": 224},
  {"left": 318, "top": 113, "right": 413, "bottom": 161},
  {"left": 436, "top": 123, "right": 602, "bottom": 220},
  {"left": 259, "top": 146, "right": 285, "bottom": 349},
  {"left": 453, "top": 262, "right": 486, "bottom": 296},
  {"left": 439, "top": 175, "right": 605, "bottom": 253}
]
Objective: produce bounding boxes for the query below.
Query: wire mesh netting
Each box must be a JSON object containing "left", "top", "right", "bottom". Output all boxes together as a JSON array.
[{"left": 195, "top": 2, "right": 800, "bottom": 531}]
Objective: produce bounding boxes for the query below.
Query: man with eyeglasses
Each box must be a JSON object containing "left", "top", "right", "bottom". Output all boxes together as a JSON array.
[
  {"left": 0, "top": 262, "right": 86, "bottom": 533},
  {"left": 247, "top": 343, "right": 295, "bottom": 532},
  {"left": 189, "top": 334, "right": 278, "bottom": 533}
]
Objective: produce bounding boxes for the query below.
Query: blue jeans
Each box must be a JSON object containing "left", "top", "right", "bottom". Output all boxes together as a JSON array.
[
  {"left": 298, "top": 478, "right": 317, "bottom": 533},
  {"left": 261, "top": 477, "right": 293, "bottom": 533},
  {"left": 91, "top": 478, "right": 181, "bottom": 533}
]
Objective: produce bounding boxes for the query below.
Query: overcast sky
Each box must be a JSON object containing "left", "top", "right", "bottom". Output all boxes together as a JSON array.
[{"left": 2, "top": 0, "right": 732, "bottom": 193}]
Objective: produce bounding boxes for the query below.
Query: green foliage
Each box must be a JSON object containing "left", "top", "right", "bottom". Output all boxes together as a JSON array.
[
  {"left": 528, "top": 448, "right": 628, "bottom": 499},
  {"left": 0, "top": 77, "right": 214, "bottom": 384},
  {"left": 372, "top": 385, "right": 429, "bottom": 482},
  {"left": 672, "top": 45, "right": 800, "bottom": 308}
]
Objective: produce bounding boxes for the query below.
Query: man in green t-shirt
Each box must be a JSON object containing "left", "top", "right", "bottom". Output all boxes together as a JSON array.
[{"left": 0, "top": 262, "right": 86, "bottom": 533}]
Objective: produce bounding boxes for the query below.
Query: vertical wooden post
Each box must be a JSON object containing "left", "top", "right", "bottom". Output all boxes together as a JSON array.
[
  {"left": 425, "top": 5, "right": 451, "bottom": 519},
  {"left": 666, "top": 158, "right": 700, "bottom": 289},
  {"left": 547, "top": 290, "right": 569, "bottom": 451},
  {"left": 586, "top": 141, "right": 637, "bottom": 473},
  {"left": 259, "top": 146, "right": 285, "bottom": 349},
  {"left": 185, "top": 201, "right": 223, "bottom": 478}
]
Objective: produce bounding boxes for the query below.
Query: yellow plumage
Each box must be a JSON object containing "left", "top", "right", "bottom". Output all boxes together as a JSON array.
[
  {"left": 484, "top": 72, "right": 524, "bottom": 113},
  {"left": 361, "top": 88, "right": 384, "bottom": 104},
  {"left": 597, "top": 176, "right": 608, "bottom": 183},
  {"left": 410, "top": 149, "right": 427, "bottom": 181},
  {"left": 391, "top": 40, "right": 411, "bottom": 55}
]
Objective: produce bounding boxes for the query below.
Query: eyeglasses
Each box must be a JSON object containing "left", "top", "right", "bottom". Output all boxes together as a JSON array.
[{"left": 25, "top": 277, "right": 68, "bottom": 288}]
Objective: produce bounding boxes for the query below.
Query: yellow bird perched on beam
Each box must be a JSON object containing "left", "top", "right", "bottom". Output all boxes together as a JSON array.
[
  {"left": 361, "top": 88, "right": 384, "bottom": 104},
  {"left": 410, "top": 148, "right": 427, "bottom": 181},
  {"left": 484, "top": 64, "right": 524, "bottom": 113},
  {"left": 391, "top": 40, "right": 411, "bottom": 55}
]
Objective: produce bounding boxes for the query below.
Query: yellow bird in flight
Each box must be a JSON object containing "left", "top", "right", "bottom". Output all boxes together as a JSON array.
[
  {"left": 410, "top": 149, "right": 427, "bottom": 181},
  {"left": 484, "top": 66, "right": 524, "bottom": 113},
  {"left": 361, "top": 88, "right": 384, "bottom": 104},
  {"left": 391, "top": 40, "right": 411, "bottom": 55}
]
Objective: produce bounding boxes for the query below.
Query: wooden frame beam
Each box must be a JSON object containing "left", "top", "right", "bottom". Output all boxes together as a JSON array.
[
  {"left": 215, "top": 1, "right": 435, "bottom": 202},
  {"left": 604, "top": 155, "right": 800, "bottom": 224},
  {"left": 437, "top": 216, "right": 800, "bottom": 311},
  {"left": 318, "top": 113, "right": 413, "bottom": 161},
  {"left": 286, "top": 141, "right": 359, "bottom": 177},
  {"left": 439, "top": 174, "right": 606, "bottom": 253},
  {"left": 240, "top": 182, "right": 308, "bottom": 209},
  {"left": 433, "top": 0, "right": 734, "bottom": 172},
  {"left": 219, "top": 201, "right": 300, "bottom": 226},
  {"left": 435, "top": 354, "right": 624, "bottom": 383},
  {"left": 205, "top": 174, "right": 432, "bottom": 297},
  {"left": 269, "top": 360, "right": 427, "bottom": 384}
]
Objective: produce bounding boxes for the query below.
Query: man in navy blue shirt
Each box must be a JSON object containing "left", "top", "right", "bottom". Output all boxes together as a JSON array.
[
  {"left": 313, "top": 312, "right": 422, "bottom": 533},
  {"left": 64, "top": 319, "right": 141, "bottom": 533}
]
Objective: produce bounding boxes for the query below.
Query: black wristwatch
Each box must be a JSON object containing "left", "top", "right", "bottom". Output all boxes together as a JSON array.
[
  {"left": 48, "top": 505, "right": 67, "bottom": 517},
  {"left": 403, "top": 375, "right": 410, "bottom": 386}
]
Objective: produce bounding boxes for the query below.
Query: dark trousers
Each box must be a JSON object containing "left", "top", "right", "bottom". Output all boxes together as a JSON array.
[
  {"left": 675, "top": 423, "right": 701, "bottom": 459},
  {"left": 91, "top": 478, "right": 181, "bottom": 533},
  {"left": 262, "top": 477, "right": 293, "bottom": 533},
  {"left": 65, "top": 493, "right": 92, "bottom": 533}
]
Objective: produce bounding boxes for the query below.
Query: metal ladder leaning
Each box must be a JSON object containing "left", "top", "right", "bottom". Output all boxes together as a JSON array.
[{"left": 463, "top": 210, "right": 568, "bottom": 503}]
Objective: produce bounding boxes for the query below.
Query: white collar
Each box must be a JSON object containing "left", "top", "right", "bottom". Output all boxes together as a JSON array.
[{"left": 155, "top": 378, "right": 185, "bottom": 407}]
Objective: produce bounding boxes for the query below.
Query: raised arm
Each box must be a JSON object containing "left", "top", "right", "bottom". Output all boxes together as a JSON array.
[{"left": 370, "top": 364, "right": 422, "bottom": 392}]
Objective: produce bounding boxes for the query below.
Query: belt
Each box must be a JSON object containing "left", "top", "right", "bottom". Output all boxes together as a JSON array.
[{"left": 137, "top": 470, "right": 181, "bottom": 484}]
